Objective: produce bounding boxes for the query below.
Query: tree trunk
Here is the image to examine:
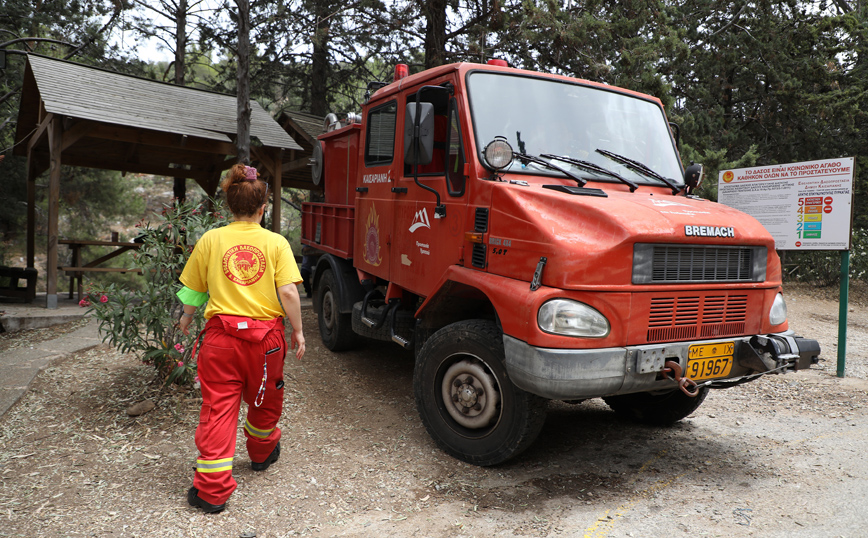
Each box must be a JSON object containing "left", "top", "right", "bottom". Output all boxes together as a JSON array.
[
  {"left": 174, "top": 0, "right": 188, "bottom": 202},
  {"left": 175, "top": 0, "right": 186, "bottom": 86},
  {"left": 424, "top": 0, "right": 448, "bottom": 69},
  {"left": 310, "top": 1, "right": 331, "bottom": 117},
  {"left": 236, "top": 0, "right": 251, "bottom": 165}
]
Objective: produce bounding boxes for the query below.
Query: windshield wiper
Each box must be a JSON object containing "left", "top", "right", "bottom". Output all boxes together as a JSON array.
[
  {"left": 595, "top": 149, "right": 682, "bottom": 195},
  {"left": 514, "top": 152, "right": 587, "bottom": 187},
  {"left": 541, "top": 154, "right": 638, "bottom": 192}
]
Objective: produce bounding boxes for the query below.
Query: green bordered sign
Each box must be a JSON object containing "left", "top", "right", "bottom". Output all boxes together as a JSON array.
[{"left": 717, "top": 157, "right": 854, "bottom": 251}]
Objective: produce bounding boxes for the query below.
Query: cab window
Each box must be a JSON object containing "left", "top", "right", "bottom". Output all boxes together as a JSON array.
[
  {"left": 403, "top": 90, "right": 449, "bottom": 177},
  {"left": 365, "top": 101, "right": 397, "bottom": 166},
  {"left": 445, "top": 99, "right": 466, "bottom": 196}
]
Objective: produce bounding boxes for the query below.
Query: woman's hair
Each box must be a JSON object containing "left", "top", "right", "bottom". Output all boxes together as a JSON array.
[{"left": 221, "top": 163, "right": 268, "bottom": 217}]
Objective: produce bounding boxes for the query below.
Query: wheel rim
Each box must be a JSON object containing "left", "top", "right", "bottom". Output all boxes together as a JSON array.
[
  {"left": 321, "top": 288, "right": 336, "bottom": 330},
  {"left": 441, "top": 357, "right": 501, "bottom": 430}
]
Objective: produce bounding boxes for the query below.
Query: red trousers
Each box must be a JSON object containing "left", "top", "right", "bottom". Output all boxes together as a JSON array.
[{"left": 192, "top": 315, "right": 286, "bottom": 505}]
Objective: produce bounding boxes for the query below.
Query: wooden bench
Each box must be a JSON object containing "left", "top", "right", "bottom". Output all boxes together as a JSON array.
[
  {"left": 59, "top": 239, "right": 142, "bottom": 300},
  {"left": 0, "top": 266, "right": 38, "bottom": 303}
]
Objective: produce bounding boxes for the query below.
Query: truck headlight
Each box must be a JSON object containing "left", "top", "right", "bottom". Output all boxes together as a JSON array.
[
  {"left": 538, "top": 299, "right": 610, "bottom": 338},
  {"left": 769, "top": 292, "right": 787, "bottom": 325}
]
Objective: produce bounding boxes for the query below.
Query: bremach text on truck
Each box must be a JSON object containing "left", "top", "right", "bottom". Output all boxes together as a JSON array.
[{"left": 301, "top": 61, "right": 821, "bottom": 466}]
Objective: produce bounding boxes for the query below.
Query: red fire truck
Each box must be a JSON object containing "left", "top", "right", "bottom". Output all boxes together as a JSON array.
[{"left": 301, "top": 60, "right": 821, "bottom": 466}]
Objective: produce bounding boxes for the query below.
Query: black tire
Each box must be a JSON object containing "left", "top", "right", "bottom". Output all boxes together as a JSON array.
[
  {"left": 413, "top": 320, "right": 547, "bottom": 466},
  {"left": 603, "top": 386, "right": 710, "bottom": 426},
  {"left": 316, "top": 269, "right": 357, "bottom": 351}
]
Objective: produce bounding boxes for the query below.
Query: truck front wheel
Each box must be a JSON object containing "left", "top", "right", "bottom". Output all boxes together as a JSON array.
[
  {"left": 414, "top": 320, "right": 547, "bottom": 466},
  {"left": 316, "top": 269, "right": 357, "bottom": 351},
  {"left": 603, "top": 386, "right": 710, "bottom": 426}
]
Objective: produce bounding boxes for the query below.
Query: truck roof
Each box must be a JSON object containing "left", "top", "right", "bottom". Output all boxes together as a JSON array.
[{"left": 368, "top": 62, "right": 664, "bottom": 107}]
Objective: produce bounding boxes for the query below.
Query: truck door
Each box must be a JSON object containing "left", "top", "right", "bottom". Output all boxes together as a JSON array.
[
  {"left": 355, "top": 99, "right": 399, "bottom": 282},
  {"left": 391, "top": 89, "right": 469, "bottom": 297}
]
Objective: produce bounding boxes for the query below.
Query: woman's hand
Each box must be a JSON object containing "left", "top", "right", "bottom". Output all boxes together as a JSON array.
[
  {"left": 179, "top": 311, "right": 194, "bottom": 335},
  {"left": 291, "top": 328, "right": 305, "bottom": 360}
]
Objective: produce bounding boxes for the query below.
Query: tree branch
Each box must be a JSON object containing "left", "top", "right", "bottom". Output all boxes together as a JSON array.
[
  {"left": 0, "top": 37, "right": 77, "bottom": 48},
  {"left": 711, "top": 4, "right": 749, "bottom": 37},
  {"left": 281, "top": 196, "right": 301, "bottom": 212},
  {"left": 64, "top": 0, "right": 124, "bottom": 60}
]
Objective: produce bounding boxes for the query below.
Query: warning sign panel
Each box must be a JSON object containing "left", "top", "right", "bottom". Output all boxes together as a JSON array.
[{"left": 718, "top": 157, "right": 854, "bottom": 251}]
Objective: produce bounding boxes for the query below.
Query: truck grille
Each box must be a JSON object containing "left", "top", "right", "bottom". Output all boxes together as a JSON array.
[
  {"left": 646, "top": 294, "right": 748, "bottom": 343},
  {"left": 633, "top": 244, "right": 766, "bottom": 284}
]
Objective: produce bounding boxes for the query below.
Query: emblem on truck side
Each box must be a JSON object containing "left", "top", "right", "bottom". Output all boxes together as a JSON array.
[
  {"left": 364, "top": 205, "right": 383, "bottom": 266},
  {"left": 685, "top": 225, "right": 735, "bottom": 238},
  {"left": 409, "top": 208, "right": 431, "bottom": 232}
]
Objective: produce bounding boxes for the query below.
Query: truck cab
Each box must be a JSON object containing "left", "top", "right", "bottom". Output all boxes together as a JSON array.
[{"left": 302, "top": 61, "right": 821, "bottom": 466}]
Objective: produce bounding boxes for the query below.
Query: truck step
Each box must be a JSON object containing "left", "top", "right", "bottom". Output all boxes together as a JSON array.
[{"left": 352, "top": 301, "right": 415, "bottom": 343}]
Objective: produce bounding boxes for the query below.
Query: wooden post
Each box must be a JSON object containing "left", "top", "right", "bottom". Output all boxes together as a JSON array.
[
  {"left": 25, "top": 151, "right": 36, "bottom": 269},
  {"left": 271, "top": 148, "right": 283, "bottom": 234},
  {"left": 46, "top": 117, "right": 62, "bottom": 309}
]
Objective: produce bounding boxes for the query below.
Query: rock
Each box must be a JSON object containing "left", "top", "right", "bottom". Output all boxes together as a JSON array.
[{"left": 126, "top": 400, "right": 155, "bottom": 416}]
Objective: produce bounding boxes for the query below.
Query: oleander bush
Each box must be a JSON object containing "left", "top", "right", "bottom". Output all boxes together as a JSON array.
[{"left": 85, "top": 198, "right": 230, "bottom": 386}]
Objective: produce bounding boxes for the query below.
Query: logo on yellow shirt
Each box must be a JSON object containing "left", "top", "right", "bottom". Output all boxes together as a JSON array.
[{"left": 222, "top": 245, "right": 266, "bottom": 286}]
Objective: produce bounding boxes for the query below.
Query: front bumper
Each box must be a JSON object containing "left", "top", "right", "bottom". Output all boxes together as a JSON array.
[{"left": 503, "top": 331, "right": 821, "bottom": 400}]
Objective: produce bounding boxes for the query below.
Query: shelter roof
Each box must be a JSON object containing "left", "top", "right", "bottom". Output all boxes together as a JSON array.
[
  {"left": 13, "top": 54, "right": 318, "bottom": 192},
  {"left": 16, "top": 54, "right": 300, "bottom": 150}
]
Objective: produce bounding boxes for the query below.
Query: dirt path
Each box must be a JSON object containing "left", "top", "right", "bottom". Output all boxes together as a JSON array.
[{"left": 1, "top": 284, "right": 866, "bottom": 537}]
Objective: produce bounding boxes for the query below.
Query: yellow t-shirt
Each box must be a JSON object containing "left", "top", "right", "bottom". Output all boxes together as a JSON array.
[{"left": 180, "top": 221, "right": 302, "bottom": 320}]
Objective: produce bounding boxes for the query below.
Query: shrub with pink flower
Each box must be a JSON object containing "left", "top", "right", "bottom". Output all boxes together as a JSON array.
[{"left": 86, "top": 197, "right": 230, "bottom": 387}]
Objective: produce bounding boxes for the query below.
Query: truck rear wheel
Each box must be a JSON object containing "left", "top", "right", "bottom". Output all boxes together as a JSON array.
[
  {"left": 316, "top": 269, "right": 357, "bottom": 351},
  {"left": 414, "top": 320, "right": 547, "bottom": 466},
  {"left": 603, "top": 386, "right": 710, "bottom": 426}
]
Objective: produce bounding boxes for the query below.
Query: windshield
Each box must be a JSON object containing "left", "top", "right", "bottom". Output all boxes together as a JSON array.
[{"left": 466, "top": 72, "right": 684, "bottom": 186}]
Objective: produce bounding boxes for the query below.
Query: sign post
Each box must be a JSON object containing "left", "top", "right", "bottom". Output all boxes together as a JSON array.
[{"left": 718, "top": 157, "right": 854, "bottom": 377}]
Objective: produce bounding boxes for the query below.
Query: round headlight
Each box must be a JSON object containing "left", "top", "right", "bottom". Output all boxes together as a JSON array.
[
  {"left": 483, "top": 137, "right": 514, "bottom": 170},
  {"left": 769, "top": 292, "right": 787, "bottom": 326},
  {"left": 538, "top": 299, "right": 610, "bottom": 338}
]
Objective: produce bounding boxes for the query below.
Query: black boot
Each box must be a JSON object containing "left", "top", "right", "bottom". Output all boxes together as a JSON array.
[
  {"left": 187, "top": 486, "right": 226, "bottom": 514},
  {"left": 251, "top": 442, "right": 280, "bottom": 471}
]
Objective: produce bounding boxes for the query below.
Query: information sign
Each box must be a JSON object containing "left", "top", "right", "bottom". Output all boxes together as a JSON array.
[{"left": 718, "top": 157, "right": 854, "bottom": 250}]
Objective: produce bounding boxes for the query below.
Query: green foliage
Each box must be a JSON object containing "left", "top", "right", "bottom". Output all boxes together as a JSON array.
[
  {"left": 496, "top": 0, "right": 685, "bottom": 102},
  {"left": 783, "top": 229, "right": 868, "bottom": 286},
  {"left": 86, "top": 198, "right": 231, "bottom": 386}
]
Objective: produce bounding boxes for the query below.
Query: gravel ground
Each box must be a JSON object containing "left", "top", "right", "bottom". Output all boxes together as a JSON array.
[{"left": 1, "top": 282, "right": 866, "bottom": 538}]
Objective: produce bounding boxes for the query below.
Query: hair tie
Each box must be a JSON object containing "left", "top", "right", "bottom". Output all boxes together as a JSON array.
[{"left": 244, "top": 166, "right": 258, "bottom": 181}]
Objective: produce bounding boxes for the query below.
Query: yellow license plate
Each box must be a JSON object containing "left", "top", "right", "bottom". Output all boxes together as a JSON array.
[{"left": 687, "top": 342, "right": 735, "bottom": 380}]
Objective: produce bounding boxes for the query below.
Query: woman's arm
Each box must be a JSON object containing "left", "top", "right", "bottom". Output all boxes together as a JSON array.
[{"left": 278, "top": 283, "right": 305, "bottom": 360}]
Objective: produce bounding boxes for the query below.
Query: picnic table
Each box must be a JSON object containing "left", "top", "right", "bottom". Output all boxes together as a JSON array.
[{"left": 59, "top": 239, "right": 142, "bottom": 300}]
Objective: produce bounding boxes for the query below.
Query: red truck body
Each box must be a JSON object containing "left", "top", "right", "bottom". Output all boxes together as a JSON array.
[{"left": 301, "top": 62, "right": 820, "bottom": 465}]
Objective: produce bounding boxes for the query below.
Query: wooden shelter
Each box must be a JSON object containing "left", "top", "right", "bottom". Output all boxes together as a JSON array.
[
  {"left": 13, "top": 54, "right": 311, "bottom": 308},
  {"left": 278, "top": 110, "right": 327, "bottom": 189}
]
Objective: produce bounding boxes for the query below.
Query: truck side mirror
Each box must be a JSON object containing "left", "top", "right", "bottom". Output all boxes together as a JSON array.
[
  {"left": 684, "top": 162, "right": 704, "bottom": 190},
  {"left": 404, "top": 102, "right": 435, "bottom": 165}
]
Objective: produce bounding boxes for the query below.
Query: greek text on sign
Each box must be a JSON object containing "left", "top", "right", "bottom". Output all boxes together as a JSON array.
[
  {"left": 717, "top": 157, "right": 854, "bottom": 251},
  {"left": 685, "top": 225, "right": 735, "bottom": 238}
]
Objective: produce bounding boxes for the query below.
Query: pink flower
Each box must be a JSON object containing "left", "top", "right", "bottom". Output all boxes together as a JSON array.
[
  {"left": 100, "top": 295, "right": 108, "bottom": 303},
  {"left": 177, "top": 361, "right": 184, "bottom": 368},
  {"left": 78, "top": 299, "right": 90, "bottom": 307},
  {"left": 174, "top": 343, "right": 185, "bottom": 353}
]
